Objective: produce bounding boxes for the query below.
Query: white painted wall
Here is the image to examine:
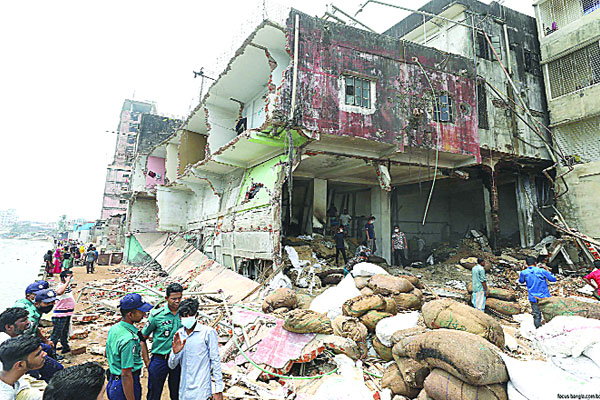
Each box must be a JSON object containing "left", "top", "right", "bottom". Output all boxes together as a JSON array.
[
  {"left": 166, "top": 143, "right": 179, "bottom": 182},
  {"left": 156, "top": 187, "right": 192, "bottom": 231},
  {"left": 129, "top": 197, "right": 158, "bottom": 233},
  {"left": 130, "top": 155, "right": 147, "bottom": 193}
]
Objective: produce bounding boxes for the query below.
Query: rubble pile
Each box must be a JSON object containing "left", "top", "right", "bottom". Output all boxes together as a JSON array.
[{"left": 53, "top": 228, "right": 600, "bottom": 399}]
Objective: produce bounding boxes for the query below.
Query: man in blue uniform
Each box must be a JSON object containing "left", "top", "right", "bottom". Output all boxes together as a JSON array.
[
  {"left": 519, "top": 256, "right": 557, "bottom": 328},
  {"left": 106, "top": 294, "right": 152, "bottom": 400},
  {"left": 141, "top": 283, "right": 183, "bottom": 400}
]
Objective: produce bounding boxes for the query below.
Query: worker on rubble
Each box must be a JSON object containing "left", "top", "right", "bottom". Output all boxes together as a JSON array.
[
  {"left": 519, "top": 256, "right": 557, "bottom": 328},
  {"left": 334, "top": 226, "right": 348, "bottom": 266},
  {"left": 391, "top": 225, "right": 408, "bottom": 267},
  {"left": 471, "top": 258, "right": 488, "bottom": 311},
  {"left": 365, "top": 216, "right": 376, "bottom": 253},
  {"left": 583, "top": 260, "right": 600, "bottom": 301},
  {"left": 168, "top": 298, "right": 223, "bottom": 400},
  {"left": 141, "top": 283, "right": 183, "bottom": 400},
  {"left": 106, "top": 294, "right": 153, "bottom": 400}
]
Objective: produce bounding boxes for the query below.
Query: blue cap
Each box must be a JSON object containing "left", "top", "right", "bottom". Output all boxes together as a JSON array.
[
  {"left": 119, "top": 294, "right": 152, "bottom": 312},
  {"left": 26, "top": 281, "right": 49, "bottom": 295},
  {"left": 35, "top": 289, "right": 58, "bottom": 303}
]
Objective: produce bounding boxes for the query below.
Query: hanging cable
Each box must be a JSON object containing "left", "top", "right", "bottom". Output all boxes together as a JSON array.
[{"left": 413, "top": 58, "right": 442, "bottom": 226}]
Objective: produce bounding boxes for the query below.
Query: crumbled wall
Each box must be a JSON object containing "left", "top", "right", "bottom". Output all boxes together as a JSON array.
[{"left": 129, "top": 197, "right": 158, "bottom": 233}]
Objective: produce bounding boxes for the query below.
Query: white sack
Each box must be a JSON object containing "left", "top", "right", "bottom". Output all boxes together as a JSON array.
[
  {"left": 310, "top": 274, "right": 361, "bottom": 320},
  {"left": 375, "top": 312, "right": 420, "bottom": 347},
  {"left": 351, "top": 262, "right": 389, "bottom": 277}
]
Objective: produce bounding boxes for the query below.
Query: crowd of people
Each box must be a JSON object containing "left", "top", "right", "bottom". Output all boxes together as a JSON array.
[
  {"left": 45, "top": 241, "right": 99, "bottom": 277},
  {"left": 0, "top": 268, "right": 223, "bottom": 400}
]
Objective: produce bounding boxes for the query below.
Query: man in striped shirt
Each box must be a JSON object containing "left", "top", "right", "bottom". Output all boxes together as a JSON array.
[{"left": 50, "top": 271, "right": 75, "bottom": 354}]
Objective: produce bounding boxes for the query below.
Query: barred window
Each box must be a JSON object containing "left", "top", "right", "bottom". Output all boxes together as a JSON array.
[
  {"left": 548, "top": 42, "right": 600, "bottom": 98},
  {"left": 477, "top": 81, "right": 489, "bottom": 129},
  {"left": 344, "top": 76, "right": 371, "bottom": 108},
  {"left": 553, "top": 117, "right": 600, "bottom": 162},
  {"left": 434, "top": 94, "right": 453, "bottom": 123},
  {"left": 539, "top": 0, "right": 600, "bottom": 36}
]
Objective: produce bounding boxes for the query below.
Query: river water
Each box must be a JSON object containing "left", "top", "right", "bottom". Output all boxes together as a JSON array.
[{"left": 0, "top": 238, "right": 53, "bottom": 311}]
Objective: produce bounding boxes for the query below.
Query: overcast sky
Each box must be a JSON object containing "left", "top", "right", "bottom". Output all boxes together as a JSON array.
[{"left": 0, "top": 0, "right": 533, "bottom": 223}]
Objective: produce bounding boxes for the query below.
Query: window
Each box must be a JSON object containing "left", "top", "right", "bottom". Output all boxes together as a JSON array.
[
  {"left": 344, "top": 76, "right": 371, "bottom": 108},
  {"left": 476, "top": 33, "right": 501, "bottom": 61},
  {"left": 477, "top": 81, "right": 489, "bottom": 129},
  {"left": 548, "top": 42, "right": 600, "bottom": 98},
  {"left": 523, "top": 49, "right": 541, "bottom": 76},
  {"left": 583, "top": 0, "right": 600, "bottom": 15},
  {"left": 433, "top": 94, "right": 453, "bottom": 123}
]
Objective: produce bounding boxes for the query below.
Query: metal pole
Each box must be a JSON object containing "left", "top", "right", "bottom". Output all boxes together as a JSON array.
[{"left": 331, "top": 4, "right": 376, "bottom": 32}]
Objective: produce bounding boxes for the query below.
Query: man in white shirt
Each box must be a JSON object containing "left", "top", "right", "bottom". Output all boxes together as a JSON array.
[
  {"left": 168, "top": 299, "right": 223, "bottom": 400},
  {"left": 0, "top": 336, "right": 46, "bottom": 400}
]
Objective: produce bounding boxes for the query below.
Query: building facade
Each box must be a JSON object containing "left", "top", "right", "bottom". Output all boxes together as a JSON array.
[
  {"left": 100, "top": 99, "right": 157, "bottom": 219},
  {"left": 534, "top": 0, "right": 600, "bottom": 239},
  {"left": 386, "top": 0, "right": 554, "bottom": 250},
  {"left": 135, "top": 8, "right": 556, "bottom": 278}
]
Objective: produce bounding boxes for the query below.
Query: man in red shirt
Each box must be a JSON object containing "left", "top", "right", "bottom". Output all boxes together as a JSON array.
[{"left": 583, "top": 260, "right": 600, "bottom": 301}]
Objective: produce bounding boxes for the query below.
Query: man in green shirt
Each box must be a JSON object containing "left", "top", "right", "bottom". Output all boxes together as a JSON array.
[
  {"left": 141, "top": 283, "right": 183, "bottom": 400},
  {"left": 106, "top": 293, "right": 152, "bottom": 400},
  {"left": 471, "top": 258, "right": 488, "bottom": 311}
]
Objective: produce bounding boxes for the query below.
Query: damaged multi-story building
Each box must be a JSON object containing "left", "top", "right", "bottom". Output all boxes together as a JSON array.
[
  {"left": 533, "top": 0, "right": 600, "bottom": 240},
  {"left": 131, "top": 5, "right": 556, "bottom": 277},
  {"left": 100, "top": 99, "right": 157, "bottom": 220}
]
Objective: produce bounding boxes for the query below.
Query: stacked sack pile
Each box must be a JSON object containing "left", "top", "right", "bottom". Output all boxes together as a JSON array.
[
  {"left": 466, "top": 283, "right": 521, "bottom": 317},
  {"left": 382, "top": 298, "right": 509, "bottom": 399}
]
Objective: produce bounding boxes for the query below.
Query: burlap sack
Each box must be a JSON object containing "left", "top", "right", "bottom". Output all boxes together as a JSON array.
[
  {"left": 360, "top": 287, "right": 374, "bottom": 296},
  {"left": 368, "top": 274, "right": 414, "bottom": 295},
  {"left": 394, "top": 329, "right": 508, "bottom": 386},
  {"left": 467, "top": 283, "right": 516, "bottom": 302},
  {"left": 354, "top": 277, "right": 369, "bottom": 290},
  {"left": 393, "top": 288, "right": 424, "bottom": 311},
  {"left": 283, "top": 309, "right": 333, "bottom": 334},
  {"left": 342, "top": 294, "right": 386, "bottom": 318},
  {"left": 296, "top": 293, "right": 313, "bottom": 310},
  {"left": 262, "top": 288, "right": 297, "bottom": 313},
  {"left": 394, "top": 356, "right": 430, "bottom": 389},
  {"left": 361, "top": 310, "right": 393, "bottom": 331},
  {"left": 399, "top": 274, "right": 424, "bottom": 289},
  {"left": 390, "top": 326, "right": 427, "bottom": 346},
  {"left": 424, "top": 369, "right": 508, "bottom": 400},
  {"left": 373, "top": 334, "right": 393, "bottom": 361},
  {"left": 416, "top": 389, "right": 434, "bottom": 400},
  {"left": 422, "top": 299, "right": 504, "bottom": 348},
  {"left": 381, "top": 364, "right": 421, "bottom": 398},
  {"left": 486, "top": 298, "right": 521, "bottom": 316},
  {"left": 384, "top": 297, "right": 398, "bottom": 315},
  {"left": 331, "top": 315, "right": 368, "bottom": 342},
  {"left": 537, "top": 296, "right": 600, "bottom": 322}
]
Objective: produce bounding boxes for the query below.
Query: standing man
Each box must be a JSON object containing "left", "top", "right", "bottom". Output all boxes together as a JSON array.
[
  {"left": 141, "top": 284, "right": 183, "bottom": 400},
  {"left": 365, "top": 216, "right": 376, "bottom": 253},
  {"left": 391, "top": 225, "right": 408, "bottom": 267},
  {"left": 168, "top": 299, "right": 223, "bottom": 400},
  {"left": 339, "top": 210, "right": 352, "bottom": 237},
  {"left": 519, "top": 256, "right": 557, "bottom": 328},
  {"left": 50, "top": 271, "right": 75, "bottom": 354},
  {"left": 0, "top": 335, "right": 46, "bottom": 400},
  {"left": 471, "top": 258, "right": 488, "bottom": 311},
  {"left": 583, "top": 260, "right": 600, "bottom": 301},
  {"left": 106, "top": 294, "right": 152, "bottom": 400},
  {"left": 333, "top": 227, "right": 347, "bottom": 266},
  {"left": 84, "top": 248, "right": 95, "bottom": 274},
  {"left": 43, "top": 251, "right": 54, "bottom": 277}
]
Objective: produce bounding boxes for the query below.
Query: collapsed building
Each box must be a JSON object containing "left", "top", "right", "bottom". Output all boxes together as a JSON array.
[{"left": 125, "top": 5, "right": 558, "bottom": 276}]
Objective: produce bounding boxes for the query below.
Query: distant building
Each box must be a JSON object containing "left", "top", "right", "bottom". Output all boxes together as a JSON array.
[
  {"left": 100, "top": 99, "right": 157, "bottom": 220},
  {"left": 533, "top": 0, "right": 600, "bottom": 240},
  {"left": 0, "top": 209, "right": 17, "bottom": 227}
]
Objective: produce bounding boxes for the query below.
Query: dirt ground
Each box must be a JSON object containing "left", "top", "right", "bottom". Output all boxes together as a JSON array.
[{"left": 42, "top": 263, "right": 174, "bottom": 400}]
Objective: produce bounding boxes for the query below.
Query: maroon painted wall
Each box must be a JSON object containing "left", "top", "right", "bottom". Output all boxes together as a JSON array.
[{"left": 284, "top": 11, "right": 481, "bottom": 162}]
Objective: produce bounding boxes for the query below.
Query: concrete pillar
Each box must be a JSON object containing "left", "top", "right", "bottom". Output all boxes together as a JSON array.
[
  {"left": 516, "top": 175, "right": 536, "bottom": 248},
  {"left": 371, "top": 187, "right": 392, "bottom": 263},
  {"left": 312, "top": 178, "right": 327, "bottom": 233},
  {"left": 483, "top": 185, "right": 493, "bottom": 241}
]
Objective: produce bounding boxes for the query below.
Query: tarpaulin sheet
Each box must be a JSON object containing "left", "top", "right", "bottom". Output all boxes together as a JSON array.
[{"left": 251, "top": 319, "right": 316, "bottom": 369}]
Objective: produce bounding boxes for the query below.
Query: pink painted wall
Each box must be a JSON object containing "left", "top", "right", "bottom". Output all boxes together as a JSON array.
[{"left": 146, "top": 156, "right": 166, "bottom": 189}]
